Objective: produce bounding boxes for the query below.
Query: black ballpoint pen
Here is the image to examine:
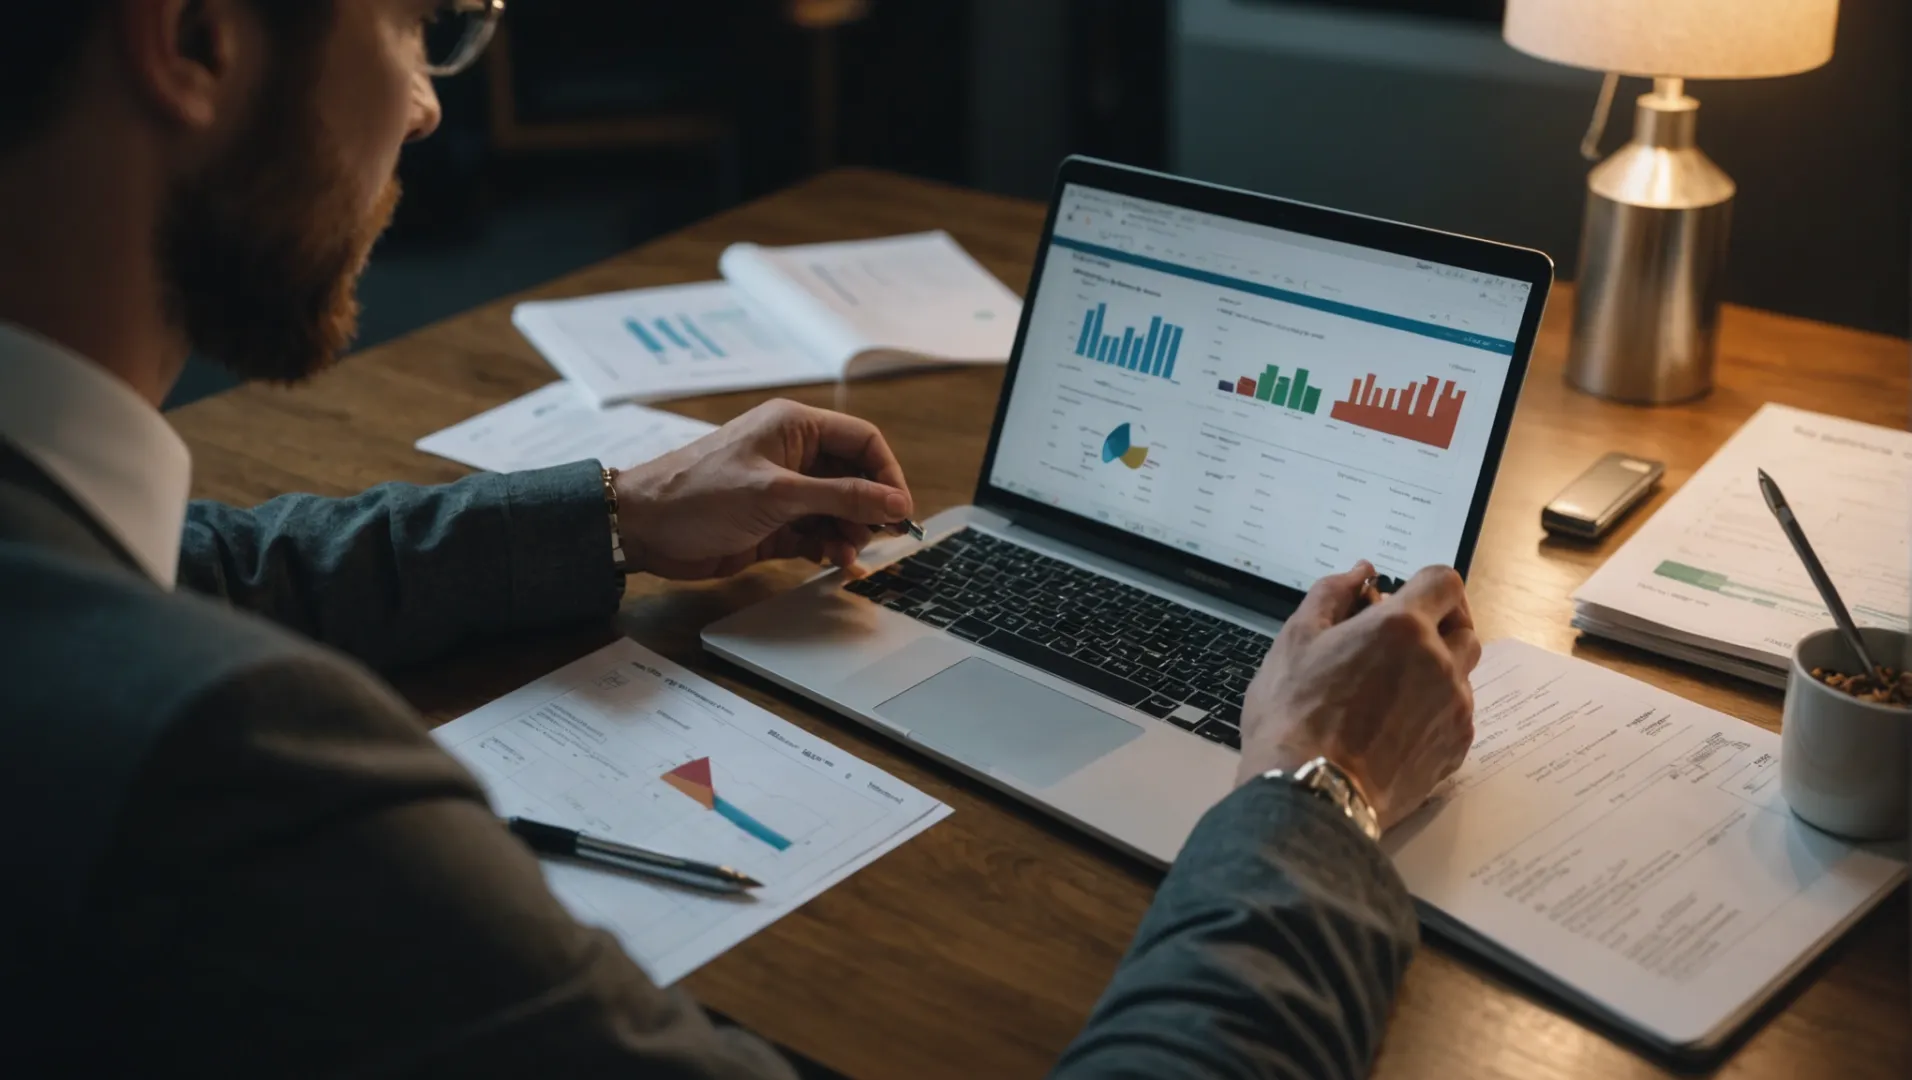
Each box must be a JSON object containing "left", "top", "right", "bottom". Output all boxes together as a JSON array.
[
  {"left": 507, "top": 817, "right": 764, "bottom": 894},
  {"left": 884, "top": 519, "right": 926, "bottom": 541},
  {"left": 1756, "top": 468, "right": 1882, "bottom": 678}
]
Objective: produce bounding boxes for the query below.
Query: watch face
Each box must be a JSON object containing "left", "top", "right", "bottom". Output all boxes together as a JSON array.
[{"left": 1296, "top": 757, "right": 1381, "bottom": 841}]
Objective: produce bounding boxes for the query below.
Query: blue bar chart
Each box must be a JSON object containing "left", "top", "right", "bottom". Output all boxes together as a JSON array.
[
  {"left": 623, "top": 312, "right": 735, "bottom": 363},
  {"left": 1074, "top": 302, "right": 1181, "bottom": 380}
]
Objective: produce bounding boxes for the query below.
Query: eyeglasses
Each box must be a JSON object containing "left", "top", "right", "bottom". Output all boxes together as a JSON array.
[{"left": 421, "top": 0, "right": 505, "bottom": 78}]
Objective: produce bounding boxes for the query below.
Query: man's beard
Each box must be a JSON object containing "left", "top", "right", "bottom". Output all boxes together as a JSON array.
[{"left": 157, "top": 79, "right": 400, "bottom": 383}]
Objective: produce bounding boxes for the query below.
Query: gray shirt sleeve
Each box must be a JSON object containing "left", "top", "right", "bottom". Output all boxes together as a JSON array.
[
  {"left": 84, "top": 649, "right": 799, "bottom": 1079},
  {"left": 177, "top": 462, "right": 624, "bottom": 670},
  {"left": 88, "top": 638, "right": 1414, "bottom": 1078},
  {"left": 1051, "top": 780, "right": 1419, "bottom": 1080}
]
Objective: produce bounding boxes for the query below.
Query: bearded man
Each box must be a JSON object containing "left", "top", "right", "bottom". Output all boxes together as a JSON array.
[{"left": 0, "top": 3, "right": 1480, "bottom": 1077}]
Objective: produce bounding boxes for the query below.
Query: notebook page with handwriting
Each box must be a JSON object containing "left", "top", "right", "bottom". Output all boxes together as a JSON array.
[{"left": 1386, "top": 639, "right": 1905, "bottom": 1050}]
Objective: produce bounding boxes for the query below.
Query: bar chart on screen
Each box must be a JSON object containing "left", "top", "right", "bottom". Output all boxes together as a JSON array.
[
  {"left": 1216, "top": 363, "right": 1323, "bottom": 414},
  {"left": 1329, "top": 372, "right": 1468, "bottom": 450},
  {"left": 1074, "top": 301, "right": 1182, "bottom": 380}
]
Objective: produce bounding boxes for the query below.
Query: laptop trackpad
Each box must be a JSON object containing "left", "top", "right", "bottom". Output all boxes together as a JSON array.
[{"left": 875, "top": 658, "right": 1142, "bottom": 789}]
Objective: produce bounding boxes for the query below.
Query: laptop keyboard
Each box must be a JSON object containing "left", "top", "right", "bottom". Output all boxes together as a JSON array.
[{"left": 842, "top": 529, "right": 1271, "bottom": 750}]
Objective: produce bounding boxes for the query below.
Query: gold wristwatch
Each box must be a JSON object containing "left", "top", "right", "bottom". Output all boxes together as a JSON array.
[
  {"left": 602, "top": 466, "right": 630, "bottom": 574},
  {"left": 1261, "top": 757, "right": 1381, "bottom": 842}
]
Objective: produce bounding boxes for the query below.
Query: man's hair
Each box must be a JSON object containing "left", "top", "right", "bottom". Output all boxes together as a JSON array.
[
  {"left": 0, "top": 2, "right": 331, "bottom": 158},
  {"left": 0, "top": 4, "right": 108, "bottom": 156}
]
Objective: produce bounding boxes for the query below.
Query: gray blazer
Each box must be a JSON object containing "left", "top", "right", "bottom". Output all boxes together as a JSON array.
[{"left": 0, "top": 441, "right": 1418, "bottom": 1078}]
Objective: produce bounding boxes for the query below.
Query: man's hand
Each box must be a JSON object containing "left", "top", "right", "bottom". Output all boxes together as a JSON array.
[
  {"left": 1236, "top": 561, "right": 1481, "bottom": 831},
  {"left": 612, "top": 399, "right": 913, "bottom": 580}
]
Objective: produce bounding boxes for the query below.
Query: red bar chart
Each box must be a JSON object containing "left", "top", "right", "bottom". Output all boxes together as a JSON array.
[{"left": 1329, "top": 373, "right": 1467, "bottom": 450}]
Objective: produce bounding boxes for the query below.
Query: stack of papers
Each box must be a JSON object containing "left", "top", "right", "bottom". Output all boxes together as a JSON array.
[
  {"left": 434, "top": 638, "right": 951, "bottom": 985},
  {"left": 515, "top": 231, "right": 1022, "bottom": 406},
  {"left": 1572, "top": 403, "right": 1912, "bottom": 686},
  {"left": 1391, "top": 640, "right": 1905, "bottom": 1053}
]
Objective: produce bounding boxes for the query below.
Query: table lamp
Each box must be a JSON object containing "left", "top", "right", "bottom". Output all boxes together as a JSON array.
[{"left": 1504, "top": 0, "right": 1839, "bottom": 403}]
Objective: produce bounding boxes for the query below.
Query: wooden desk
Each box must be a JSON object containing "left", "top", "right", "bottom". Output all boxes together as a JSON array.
[{"left": 170, "top": 169, "right": 1910, "bottom": 1080}]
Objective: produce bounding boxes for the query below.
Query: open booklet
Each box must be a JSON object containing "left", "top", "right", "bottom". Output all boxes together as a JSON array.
[
  {"left": 1391, "top": 640, "right": 1905, "bottom": 1056},
  {"left": 513, "top": 231, "right": 1022, "bottom": 406}
]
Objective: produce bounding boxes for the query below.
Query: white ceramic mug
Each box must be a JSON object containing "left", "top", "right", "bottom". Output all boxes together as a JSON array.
[{"left": 1780, "top": 627, "right": 1910, "bottom": 840}]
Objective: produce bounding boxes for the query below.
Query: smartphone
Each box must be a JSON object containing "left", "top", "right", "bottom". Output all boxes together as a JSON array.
[{"left": 1541, "top": 452, "right": 1665, "bottom": 539}]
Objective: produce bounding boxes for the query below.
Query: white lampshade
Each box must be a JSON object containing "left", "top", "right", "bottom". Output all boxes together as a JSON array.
[{"left": 1505, "top": 0, "right": 1838, "bottom": 80}]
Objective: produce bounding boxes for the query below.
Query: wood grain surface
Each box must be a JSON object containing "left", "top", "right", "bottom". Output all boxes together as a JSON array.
[{"left": 168, "top": 168, "right": 1910, "bottom": 1080}]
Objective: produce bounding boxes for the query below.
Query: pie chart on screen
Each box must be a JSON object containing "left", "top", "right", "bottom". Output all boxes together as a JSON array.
[{"left": 1100, "top": 422, "right": 1149, "bottom": 470}]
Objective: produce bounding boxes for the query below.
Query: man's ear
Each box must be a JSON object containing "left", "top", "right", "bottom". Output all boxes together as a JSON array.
[{"left": 115, "top": 0, "right": 254, "bottom": 133}]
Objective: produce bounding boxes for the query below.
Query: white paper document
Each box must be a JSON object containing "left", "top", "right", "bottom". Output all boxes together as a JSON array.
[
  {"left": 1388, "top": 640, "right": 1905, "bottom": 1050},
  {"left": 434, "top": 639, "right": 951, "bottom": 985},
  {"left": 718, "top": 230, "right": 1022, "bottom": 374},
  {"left": 415, "top": 382, "right": 716, "bottom": 473},
  {"left": 514, "top": 233, "right": 1020, "bottom": 406},
  {"left": 1573, "top": 403, "right": 1911, "bottom": 684},
  {"left": 513, "top": 281, "right": 818, "bottom": 407}
]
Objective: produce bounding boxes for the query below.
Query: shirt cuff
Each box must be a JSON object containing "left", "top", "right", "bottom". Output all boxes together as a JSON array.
[
  {"left": 1172, "top": 776, "right": 1417, "bottom": 935},
  {"left": 501, "top": 462, "right": 626, "bottom": 629}
]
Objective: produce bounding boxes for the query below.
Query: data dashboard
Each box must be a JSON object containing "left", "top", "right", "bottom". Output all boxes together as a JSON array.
[{"left": 988, "top": 184, "right": 1534, "bottom": 593}]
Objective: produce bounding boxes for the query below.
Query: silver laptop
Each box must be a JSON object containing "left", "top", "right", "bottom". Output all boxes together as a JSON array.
[{"left": 704, "top": 159, "right": 1553, "bottom": 866}]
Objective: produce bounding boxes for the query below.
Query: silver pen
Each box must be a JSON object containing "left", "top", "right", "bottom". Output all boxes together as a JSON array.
[
  {"left": 1756, "top": 469, "right": 1882, "bottom": 678},
  {"left": 506, "top": 817, "right": 763, "bottom": 894},
  {"left": 883, "top": 519, "right": 926, "bottom": 541}
]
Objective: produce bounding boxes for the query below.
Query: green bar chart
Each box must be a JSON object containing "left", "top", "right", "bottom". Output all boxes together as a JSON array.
[{"left": 1216, "top": 364, "right": 1322, "bottom": 414}]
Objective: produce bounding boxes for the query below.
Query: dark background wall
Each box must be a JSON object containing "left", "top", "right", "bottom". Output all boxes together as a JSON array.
[
  {"left": 166, "top": 0, "right": 1909, "bottom": 409},
  {"left": 1169, "top": 0, "right": 1910, "bottom": 336},
  {"left": 968, "top": 0, "right": 1910, "bottom": 336}
]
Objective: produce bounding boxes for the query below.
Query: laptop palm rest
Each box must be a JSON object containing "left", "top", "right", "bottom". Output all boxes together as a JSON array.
[{"left": 875, "top": 657, "right": 1143, "bottom": 789}]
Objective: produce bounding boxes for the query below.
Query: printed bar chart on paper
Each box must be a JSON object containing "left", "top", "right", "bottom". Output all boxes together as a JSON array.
[
  {"left": 431, "top": 638, "right": 950, "bottom": 986},
  {"left": 1329, "top": 372, "right": 1467, "bottom": 450},
  {"left": 663, "top": 757, "right": 793, "bottom": 851},
  {"left": 624, "top": 312, "right": 734, "bottom": 362},
  {"left": 1216, "top": 364, "right": 1322, "bottom": 414},
  {"left": 512, "top": 281, "right": 813, "bottom": 406},
  {"left": 1574, "top": 403, "right": 1912, "bottom": 683},
  {"left": 1075, "top": 302, "right": 1182, "bottom": 379},
  {"left": 1653, "top": 560, "right": 1905, "bottom": 626},
  {"left": 1100, "top": 422, "right": 1150, "bottom": 470}
]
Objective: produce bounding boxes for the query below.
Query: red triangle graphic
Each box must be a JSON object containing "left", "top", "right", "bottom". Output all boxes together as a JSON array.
[{"left": 666, "top": 756, "right": 713, "bottom": 789}]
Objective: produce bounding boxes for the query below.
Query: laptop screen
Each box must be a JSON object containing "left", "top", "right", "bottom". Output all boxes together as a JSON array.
[{"left": 985, "top": 183, "right": 1536, "bottom": 595}]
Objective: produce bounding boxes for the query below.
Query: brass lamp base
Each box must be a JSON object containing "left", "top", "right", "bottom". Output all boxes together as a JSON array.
[{"left": 1568, "top": 80, "right": 1735, "bottom": 405}]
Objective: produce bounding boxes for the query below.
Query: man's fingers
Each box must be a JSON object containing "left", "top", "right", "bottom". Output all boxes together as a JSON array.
[
  {"left": 826, "top": 539, "right": 861, "bottom": 572},
  {"left": 829, "top": 520, "right": 884, "bottom": 566},
  {"left": 771, "top": 472, "right": 908, "bottom": 525},
  {"left": 1288, "top": 561, "right": 1376, "bottom": 632},
  {"left": 1394, "top": 565, "right": 1471, "bottom": 630},
  {"left": 808, "top": 407, "right": 912, "bottom": 503},
  {"left": 1442, "top": 624, "right": 1483, "bottom": 676}
]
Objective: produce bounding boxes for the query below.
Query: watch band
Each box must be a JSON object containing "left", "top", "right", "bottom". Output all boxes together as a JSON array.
[
  {"left": 602, "top": 466, "right": 630, "bottom": 574},
  {"left": 1262, "top": 757, "right": 1381, "bottom": 842}
]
